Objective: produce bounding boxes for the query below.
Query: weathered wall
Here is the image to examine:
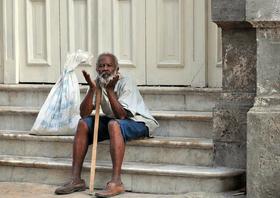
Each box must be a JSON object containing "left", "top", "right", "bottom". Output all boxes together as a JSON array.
[
  {"left": 248, "top": 111, "right": 280, "bottom": 198},
  {"left": 211, "top": 0, "right": 257, "bottom": 169},
  {"left": 213, "top": 28, "right": 256, "bottom": 169},
  {"left": 212, "top": 0, "right": 246, "bottom": 21},
  {"left": 212, "top": 0, "right": 280, "bottom": 196},
  {"left": 247, "top": 0, "right": 280, "bottom": 21},
  {"left": 247, "top": 2, "right": 280, "bottom": 195}
]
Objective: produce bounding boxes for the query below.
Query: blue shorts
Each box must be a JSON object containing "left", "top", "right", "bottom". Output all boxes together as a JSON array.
[{"left": 82, "top": 116, "right": 149, "bottom": 144}]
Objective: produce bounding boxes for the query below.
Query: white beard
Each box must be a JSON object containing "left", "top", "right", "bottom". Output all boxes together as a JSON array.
[{"left": 97, "top": 71, "right": 117, "bottom": 88}]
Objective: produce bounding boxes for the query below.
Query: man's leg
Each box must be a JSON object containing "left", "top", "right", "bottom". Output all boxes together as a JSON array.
[
  {"left": 55, "top": 119, "right": 89, "bottom": 194},
  {"left": 108, "top": 120, "right": 125, "bottom": 184},
  {"left": 95, "top": 120, "right": 125, "bottom": 197},
  {"left": 72, "top": 119, "right": 90, "bottom": 181}
]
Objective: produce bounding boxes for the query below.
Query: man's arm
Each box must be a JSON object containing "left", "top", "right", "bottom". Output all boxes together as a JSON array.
[
  {"left": 80, "top": 70, "right": 96, "bottom": 118},
  {"left": 106, "top": 75, "right": 127, "bottom": 119}
]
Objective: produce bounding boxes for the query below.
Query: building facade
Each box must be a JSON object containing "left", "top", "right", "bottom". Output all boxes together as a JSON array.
[
  {"left": 0, "top": 0, "right": 222, "bottom": 87},
  {"left": 1, "top": 0, "right": 280, "bottom": 197}
]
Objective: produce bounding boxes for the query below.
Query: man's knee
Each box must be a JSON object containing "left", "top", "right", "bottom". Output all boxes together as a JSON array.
[
  {"left": 108, "top": 120, "right": 120, "bottom": 136},
  {"left": 76, "top": 119, "right": 89, "bottom": 135}
]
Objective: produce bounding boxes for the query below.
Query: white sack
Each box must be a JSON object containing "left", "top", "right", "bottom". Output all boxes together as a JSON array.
[{"left": 30, "top": 50, "right": 93, "bottom": 135}]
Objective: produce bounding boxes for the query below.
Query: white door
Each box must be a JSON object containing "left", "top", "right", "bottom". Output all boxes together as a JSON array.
[
  {"left": 18, "top": 0, "right": 61, "bottom": 83},
  {"left": 16, "top": 0, "right": 215, "bottom": 86},
  {"left": 110, "top": 0, "right": 146, "bottom": 85},
  {"left": 146, "top": 0, "right": 207, "bottom": 86},
  {"left": 59, "top": 0, "right": 146, "bottom": 85},
  {"left": 60, "top": 0, "right": 99, "bottom": 83},
  {"left": 18, "top": 0, "right": 146, "bottom": 84}
]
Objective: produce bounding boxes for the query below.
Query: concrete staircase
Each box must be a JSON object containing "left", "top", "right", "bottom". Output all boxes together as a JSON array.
[{"left": 0, "top": 84, "right": 245, "bottom": 194}]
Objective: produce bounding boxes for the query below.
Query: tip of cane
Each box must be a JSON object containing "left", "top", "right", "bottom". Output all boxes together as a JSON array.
[{"left": 88, "top": 191, "right": 95, "bottom": 195}]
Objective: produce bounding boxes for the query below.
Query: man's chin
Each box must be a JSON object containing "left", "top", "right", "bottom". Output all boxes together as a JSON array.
[
  {"left": 101, "top": 73, "right": 111, "bottom": 79},
  {"left": 98, "top": 76, "right": 113, "bottom": 87},
  {"left": 97, "top": 71, "right": 117, "bottom": 87}
]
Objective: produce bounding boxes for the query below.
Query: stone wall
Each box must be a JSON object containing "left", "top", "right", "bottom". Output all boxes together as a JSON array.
[
  {"left": 212, "top": 0, "right": 246, "bottom": 21},
  {"left": 247, "top": 4, "right": 280, "bottom": 196},
  {"left": 213, "top": 28, "right": 256, "bottom": 169},
  {"left": 212, "top": 0, "right": 256, "bottom": 169},
  {"left": 212, "top": 0, "right": 280, "bottom": 197}
]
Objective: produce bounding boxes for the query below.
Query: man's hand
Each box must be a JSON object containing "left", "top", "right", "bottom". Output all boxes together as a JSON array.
[
  {"left": 105, "top": 74, "right": 127, "bottom": 119},
  {"left": 105, "top": 75, "right": 119, "bottom": 91},
  {"left": 82, "top": 70, "right": 96, "bottom": 90}
]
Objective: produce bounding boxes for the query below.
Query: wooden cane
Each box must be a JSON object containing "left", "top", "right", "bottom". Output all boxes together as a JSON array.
[{"left": 89, "top": 86, "right": 102, "bottom": 194}]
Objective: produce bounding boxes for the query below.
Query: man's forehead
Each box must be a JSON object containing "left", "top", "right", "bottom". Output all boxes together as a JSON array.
[{"left": 99, "top": 55, "right": 113, "bottom": 62}]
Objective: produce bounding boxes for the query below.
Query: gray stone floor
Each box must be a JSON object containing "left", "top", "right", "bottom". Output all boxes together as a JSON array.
[{"left": 0, "top": 182, "right": 246, "bottom": 198}]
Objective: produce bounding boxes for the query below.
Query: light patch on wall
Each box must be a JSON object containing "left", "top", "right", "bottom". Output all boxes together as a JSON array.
[
  {"left": 257, "top": 81, "right": 279, "bottom": 96},
  {"left": 224, "top": 44, "right": 233, "bottom": 70},
  {"left": 254, "top": 96, "right": 269, "bottom": 107},
  {"left": 272, "top": 0, "right": 280, "bottom": 20},
  {"left": 256, "top": 10, "right": 262, "bottom": 19}
]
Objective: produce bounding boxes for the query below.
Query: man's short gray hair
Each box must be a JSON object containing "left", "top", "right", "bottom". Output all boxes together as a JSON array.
[{"left": 96, "top": 52, "right": 119, "bottom": 68}]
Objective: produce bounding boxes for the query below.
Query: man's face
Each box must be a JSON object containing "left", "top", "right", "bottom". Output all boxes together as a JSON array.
[{"left": 96, "top": 55, "right": 118, "bottom": 85}]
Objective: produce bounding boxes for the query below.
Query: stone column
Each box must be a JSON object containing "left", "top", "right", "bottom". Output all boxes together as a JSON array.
[
  {"left": 247, "top": 1, "right": 280, "bottom": 197},
  {"left": 212, "top": 0, "right": 257, "bottom": 169}
]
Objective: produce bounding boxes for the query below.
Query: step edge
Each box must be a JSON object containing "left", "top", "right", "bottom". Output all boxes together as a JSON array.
[
  {"left": 0, "top": 155, "right": 244, "bottom": 178},
  {"left": 0, "top": 107, "right": 213, "bottom": 120},
  {"left": 0, "top": 132, "right": 214, "bottom": 149},
  {"left": 0, "top": 84, "right": 222, "bottom": 94}
]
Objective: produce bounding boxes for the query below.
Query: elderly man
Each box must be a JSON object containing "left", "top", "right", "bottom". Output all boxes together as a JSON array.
[{"left": 55, "top": 53, "right": 159, "bottom": 197}]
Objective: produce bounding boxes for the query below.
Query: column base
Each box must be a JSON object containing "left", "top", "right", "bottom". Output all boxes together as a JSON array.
[{"left": 247, "top": 107, "right": 280, "bottom": 198}]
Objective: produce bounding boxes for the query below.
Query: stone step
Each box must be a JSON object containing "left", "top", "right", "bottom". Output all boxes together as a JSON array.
[
  {"left": 0, "top": 84, "right": 221, "bottom": 111},
  {"left": 0, "top": 131, "right": 214, "bottom": 166},
  {"left": 0, "top": 155, "right": 245, "bottom": 194},
  {"left": 0, "top": 106, "right": 213, "bottom": 138}
]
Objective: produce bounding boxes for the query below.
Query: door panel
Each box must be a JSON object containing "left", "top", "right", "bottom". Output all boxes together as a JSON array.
[
  {"left": 112, "top": 0, "right": 146, "bottom": 84},
  {"left": 0, "top": 0, "right": 3, "bottom": 83},
  {"left": 207, "top": 0, "right": 222, "bottom": 87},
  {"left": 99, "top": 0, "right": 146, "bottom": 85},
  {"left": 19, "top": 0, "right": 60, "bottom": 83},
  {"left": 60, "top": 0, "right": 145, "bottom": 85},
  {"left": 60, "top": 0, "right": 98, "bottom": 83},
  {"left": 146, "top": 0, "right": 207, "bottom": 86}
]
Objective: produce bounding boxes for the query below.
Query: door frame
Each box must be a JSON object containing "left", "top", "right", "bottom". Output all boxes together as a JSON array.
[{"left": 1, "top": 0, "right": 19, "bottom": 84}]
